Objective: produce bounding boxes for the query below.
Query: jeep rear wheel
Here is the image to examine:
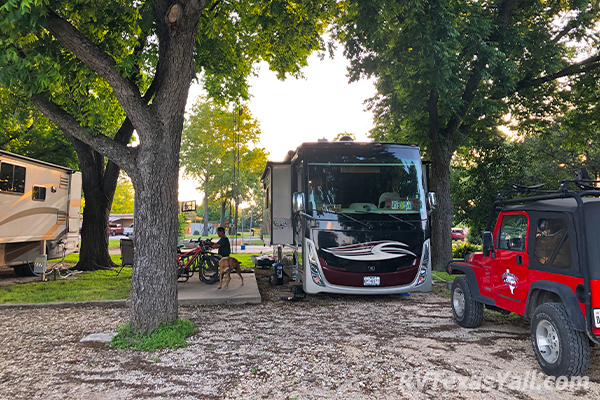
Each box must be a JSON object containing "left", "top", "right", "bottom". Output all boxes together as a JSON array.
[
  {"left": 530, "top": 302, "right": 590, "bottom": 377},
  {"left": 451, "top": 276, "right": 483, "bottom": 328}
]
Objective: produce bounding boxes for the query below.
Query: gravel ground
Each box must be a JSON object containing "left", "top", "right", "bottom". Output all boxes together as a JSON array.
[{"left": 0, "top": 269, "right": 599, "bottom": 400}]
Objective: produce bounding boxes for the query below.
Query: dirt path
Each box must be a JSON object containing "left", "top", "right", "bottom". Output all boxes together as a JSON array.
[{"left": 0, "top": 269, "right": 598, "bottom": 399}]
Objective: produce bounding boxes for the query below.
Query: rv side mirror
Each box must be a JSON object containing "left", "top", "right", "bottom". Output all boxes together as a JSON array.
[
  {"left": 427, "top": 192, "right": 437, "bottom": 212},
  {"left": 482, "top": 231, "right": 494, "bottom": 257},
  {"left": 293, "top": 192, "right": 305, "bottom": 213}
]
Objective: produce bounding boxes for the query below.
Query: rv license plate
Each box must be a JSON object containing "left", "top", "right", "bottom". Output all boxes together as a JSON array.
[{"left": 363, "top": 276, "right": 380, "bottom": 286}]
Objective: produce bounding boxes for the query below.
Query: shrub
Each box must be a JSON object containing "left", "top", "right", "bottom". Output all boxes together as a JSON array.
[
  {"left": 110, "top": 319, "right": 196, "bottom": 351},
  {"left": 193, "top": 230, "right": 200, "bottom": 235},
  {"left": 452, "top": 242, "right": 482, "bottom": 259}
]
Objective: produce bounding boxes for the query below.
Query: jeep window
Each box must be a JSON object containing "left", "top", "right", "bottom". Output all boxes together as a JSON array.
[
  {"left": 497, "top": 214, "right": 527, "bottom": 252},
  {"left": 534, "top": 218, "right": 571, "bottom": 269},
  {"left": 0, "top": 162, "right": 26, "bottom": 193}
]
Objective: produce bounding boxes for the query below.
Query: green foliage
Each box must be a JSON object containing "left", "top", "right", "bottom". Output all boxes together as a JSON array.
[
  {"left": 452, "top": 242, "right": 482, "bottom": 260},
  {"left": 335, "top": 0, "right": 600, "bottom": 269},
  {"left": 181, "top": 97, "right": 269, "bottom": 218},
  {"left": 110, "top": 319, "right": 196, "bottom": 351},
  {"left": 0, "top": 268, "right": 131, "bottom": 304},
  {"left": 178, "top": 213, "right": 188, "bottom": 236},
  {"left": 451, "top": 127, "right": 600, "bottom": 239},
  {"left": 0, "top": 87, "right": 78, "bottom": 168},
  {"left": 111, "top": 176, "right": 135, "bottom": 214}
]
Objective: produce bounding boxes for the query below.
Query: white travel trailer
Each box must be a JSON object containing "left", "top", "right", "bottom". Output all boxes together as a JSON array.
[{"left": 0, "top": 150, "right": 82, "bottom": 276}]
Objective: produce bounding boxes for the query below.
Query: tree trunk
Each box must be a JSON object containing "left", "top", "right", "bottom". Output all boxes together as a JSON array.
[
  {"left": 220, "top": 200, "right": 227, "bottom": 228},
  {"left": 70, "top": 137, "right": 119, "bottom": 271},
  {"left": 430, "top": 141, "right": 454, "bottom": 271},
  {"left": 129, "top": 139, "right": 181, "bottom": 332},
  {"left": 203, "top": 170, "right": 209, "bottom": 236},
  {"left": 203, "top": 190, "right": 209, "bottom": 236}
]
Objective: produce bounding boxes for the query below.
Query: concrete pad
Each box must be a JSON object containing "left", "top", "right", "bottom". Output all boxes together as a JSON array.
[
  {"left": 177, "top": 272, "right": 261, "bottom": 306},
  {"left": 80, "top": 332, "right": 117, "bottom": 342}
]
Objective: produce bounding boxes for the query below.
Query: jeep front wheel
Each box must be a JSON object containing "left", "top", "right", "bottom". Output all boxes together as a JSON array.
[
  {"left": 530, "top": 302, "right": 590, "bottom": 377},
  {"left": 451, "top": 276, "right": 483, "bottom": 328}
]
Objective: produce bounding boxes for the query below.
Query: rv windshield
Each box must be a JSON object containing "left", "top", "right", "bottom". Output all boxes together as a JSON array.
[{"left": 307, "top": 161, "right": 425, "bottom": 216}]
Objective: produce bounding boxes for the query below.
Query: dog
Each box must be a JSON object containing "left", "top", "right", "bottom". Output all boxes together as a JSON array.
[{"left": 218, "top": 257, "right": 244, "bottom": 289}]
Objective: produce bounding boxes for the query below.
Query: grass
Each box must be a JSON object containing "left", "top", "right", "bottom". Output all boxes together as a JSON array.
[
  {"left": 0, "top": 268, "right": 131, "bottom": 304},
  {"left": 110, "top": 318, "right": 196, "bottom": 351},
  {"left": 0, "top": 249, "right": 270, "bottom": 304}
]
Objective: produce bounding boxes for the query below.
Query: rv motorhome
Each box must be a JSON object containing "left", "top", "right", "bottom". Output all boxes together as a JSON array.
[
  {"left": 261, "top": 141, "right": 436, "bottom": 295},
  {"left": 0, "top": 150, "right": 82, "bottom": 276}
]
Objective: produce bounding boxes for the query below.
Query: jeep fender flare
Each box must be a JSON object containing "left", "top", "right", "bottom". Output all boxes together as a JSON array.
[
  {"left": 525, "top": 281, "right": 585, "bottom": 332},
  {"left": 446, "top": 261, "right": 496, "bottom": 306}
]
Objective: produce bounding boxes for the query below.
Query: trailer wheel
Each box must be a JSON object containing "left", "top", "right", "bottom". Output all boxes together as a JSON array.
[
  {"left": 531, "top": 302, "right": 590, "bottom": 377},
  {"left": 451, "top": 276, "right": 483, "bottom": 328}
]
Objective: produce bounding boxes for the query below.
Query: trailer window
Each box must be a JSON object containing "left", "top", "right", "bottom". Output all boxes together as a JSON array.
[
  {"left": 32, "top": 185, "right": 46, "bottom": 201},
  {"left": 0, "top": 162, "right": 26, "bottom": 193}
]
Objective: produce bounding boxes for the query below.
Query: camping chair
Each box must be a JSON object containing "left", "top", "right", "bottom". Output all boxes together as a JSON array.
[{"left": 116, "top": 238, "right": 134, "bottom": 276}]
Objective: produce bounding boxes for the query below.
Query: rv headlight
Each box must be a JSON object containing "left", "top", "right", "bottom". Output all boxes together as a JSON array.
[
  {"left": 415, "top": 239, "right": 430, "bottom": 287},
  {"left": 307, "top": 240, "right": 325, "bottom": 287}
]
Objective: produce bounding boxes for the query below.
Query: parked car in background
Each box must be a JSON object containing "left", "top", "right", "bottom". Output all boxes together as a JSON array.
[
  {"left": 451, "top": 228, "right": 466, "bottom": 240},
  {"left": 123, "top": 223, "right": 134, "bottom": 236},
  {"left": 109, "top": 223, "right": 124, "bottom": 236}
]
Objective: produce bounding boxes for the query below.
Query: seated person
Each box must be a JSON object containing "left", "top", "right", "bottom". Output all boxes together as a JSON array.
[{"left": 208, "top": 226, "right": 230, "bottom": 257}]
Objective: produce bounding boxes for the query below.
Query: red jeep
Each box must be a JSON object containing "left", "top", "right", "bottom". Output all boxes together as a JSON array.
[{"left": 447, "top": 174, "right": 600, "bottom": 377}]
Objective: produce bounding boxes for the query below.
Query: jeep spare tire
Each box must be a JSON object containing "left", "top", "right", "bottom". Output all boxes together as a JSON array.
[
  {"left": 451, "top": 276, "right": 483, "bottom": 328},
  {"left": 530, "top": 302, "right": 590, "bottom": 377}
]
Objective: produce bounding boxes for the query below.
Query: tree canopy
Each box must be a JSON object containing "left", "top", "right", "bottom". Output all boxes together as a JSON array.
[
  {"left": 111, "top": 175, "right": 135, "bottom": 214},
  {"left": 336, "top": 0, "right": 600, "bottom": 269},
  {"left": 180, "top": 96, "right": 268, "bottom": 235},
  {"left": 0, "top": 0, "right": 338, "bottom": 331}
]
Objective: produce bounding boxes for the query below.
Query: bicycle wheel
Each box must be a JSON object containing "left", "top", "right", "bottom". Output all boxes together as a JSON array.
[
  {"left": 177, "top": 266, "right": 190, "bottom": 283},
  {"left": 200, "top": 255, "right": 220, "bottom": 284},
  {"left": 177, "top": 254, "right": 191, "bottom": 283},
  {"left": 186, "top": 253, "right": 202, "bottom": 278}
]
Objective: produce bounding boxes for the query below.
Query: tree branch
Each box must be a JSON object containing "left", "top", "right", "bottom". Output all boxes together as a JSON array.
[
  {"left": 444, "top": 0, "right": 516, "bottom": 138},
  {"left": 512, "top": 53, "right": 600, "bottom": 93},
  {"left": 30, "top": 94, "right": 136, "bottom": 174},
  {"left": 43, "top": 8, "right": 154, "bottom": 134}
]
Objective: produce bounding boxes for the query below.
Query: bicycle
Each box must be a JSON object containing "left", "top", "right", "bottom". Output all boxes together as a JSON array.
[{"left": 177, "top": 238, "right": 221, "bottom": 284}]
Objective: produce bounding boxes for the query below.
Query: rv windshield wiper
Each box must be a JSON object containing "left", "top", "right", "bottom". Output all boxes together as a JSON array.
[
  {"left": 337, "top": 212, "right": 371, "bottom": 229},
  {"left": 386, "top": 214, "right": 416, "bottom": 229},
  {"left": 351, "top": 209, "right": 416, "bottom": 229}
]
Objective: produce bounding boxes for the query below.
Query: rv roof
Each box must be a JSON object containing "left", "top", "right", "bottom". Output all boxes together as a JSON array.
[{"left": 0, "top": 150, "right": 76, "bottom": 172}]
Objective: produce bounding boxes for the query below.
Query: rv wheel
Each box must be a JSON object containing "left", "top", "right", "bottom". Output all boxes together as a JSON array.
[
  {"left": 531, "top": 302, "right": 590, "bottom": 377},
  {"left": 451, "top": 276, "right": 483, "bottom": 328}
]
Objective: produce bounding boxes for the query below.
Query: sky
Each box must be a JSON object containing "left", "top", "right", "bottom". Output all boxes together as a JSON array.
[{"left": 178, "top": 47, "right": 377, "bottom": 203}]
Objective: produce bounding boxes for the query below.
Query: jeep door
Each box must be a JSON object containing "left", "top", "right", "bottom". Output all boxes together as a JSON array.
[{"left": 492, "top": 212, "right": 529, "bottom": 312}]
